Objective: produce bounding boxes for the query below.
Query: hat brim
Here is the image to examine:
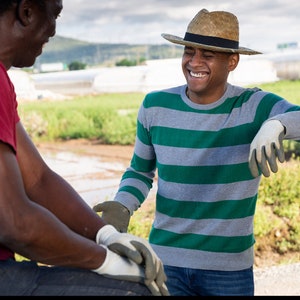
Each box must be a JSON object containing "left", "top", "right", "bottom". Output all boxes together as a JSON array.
[{"left": 162, "top": 33, "right": 262, "bottom": 55}]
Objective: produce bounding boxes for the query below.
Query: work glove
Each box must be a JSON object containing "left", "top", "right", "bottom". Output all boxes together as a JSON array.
[
  {"left": 93, "top": 245, "right": 144, "bottom": 281},
  {"left": 93, "top": 246, "right": 164, "bottom": 295},
  {"left": 96, "top": 225, "right": 169, "bottom": 296},
  {"left": 93, "top": 201, "right": 130, "bottom": 233},
  {"left": 249, "top": 120, "right": 285, "bottom": 177}
]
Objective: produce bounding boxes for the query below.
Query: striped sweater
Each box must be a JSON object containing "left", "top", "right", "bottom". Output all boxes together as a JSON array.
[{"left": 114, "top": 83, "right": 300, "bottom": 271}]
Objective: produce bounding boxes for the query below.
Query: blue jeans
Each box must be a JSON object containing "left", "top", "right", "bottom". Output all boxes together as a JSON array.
[
  {"left": 0, "top": 259, "right": 152, "bottom": 296},
  {"left": 164, "top": 265, "right": 254, "bottom": 296}
]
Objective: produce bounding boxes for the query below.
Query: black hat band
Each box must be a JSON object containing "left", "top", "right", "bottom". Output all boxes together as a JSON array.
[{"left": 184, "top": 32, "right": 239, "bottom": 49}]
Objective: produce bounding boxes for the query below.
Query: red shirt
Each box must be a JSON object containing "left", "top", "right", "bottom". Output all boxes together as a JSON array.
[{"left": 0, "top": 62, "right": 20, "bottom": 260}]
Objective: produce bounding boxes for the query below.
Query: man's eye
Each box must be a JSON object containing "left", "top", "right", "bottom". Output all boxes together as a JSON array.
[
  {"left": 184, "top": 50, "right": 194, "bottom": 55},
  {"left": 203, "top": 53, "right": 214, "bottom": 58}
]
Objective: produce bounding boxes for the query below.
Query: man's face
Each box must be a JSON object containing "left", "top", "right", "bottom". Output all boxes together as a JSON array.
[
  {"left": 181, "top": 46, "right": 239, "bottom": 104},
  {"left": 14, "top": 0, "right": 63, "bottom": 68}
]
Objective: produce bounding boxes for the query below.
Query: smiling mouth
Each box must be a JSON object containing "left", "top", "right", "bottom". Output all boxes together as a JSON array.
[{"left": 190, "top": 71, "right": 207, "bottom": 78}]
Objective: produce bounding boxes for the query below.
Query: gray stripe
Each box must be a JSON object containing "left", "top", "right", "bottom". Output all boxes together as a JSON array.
[
  {"left": 119, "top": 176, "right": 152, "bottom": 198},
  {"left": 142, "top": 106, "right": 255, "bottom": 131},
  {"left": 152, "top": 244, "right": 254, "bottom": 271},
  {"left": 154, "top": 144, "right": 250, "bottom": 166},
  {"left": 141, "top": 92, "right": 265, "bottom": 132},
  {"left": 154, "top": 211, "right": 254, "bottom": 236},
  {"left": 134, "top": 138, "right": 155, "bottom": 160},
  {"left": 157, "top": 178, "right": 259, "bottom": 202},
  {"left": 270, "top": 98, "right": 297, "bottom": 116}
]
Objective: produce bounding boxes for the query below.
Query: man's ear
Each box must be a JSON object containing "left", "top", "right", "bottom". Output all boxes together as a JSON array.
[
  {"left": 16, "top": 0, "right": 33, "bottom": 26},
  {"left": 228, "top": 53, "right": 240, "bottom": 72}
]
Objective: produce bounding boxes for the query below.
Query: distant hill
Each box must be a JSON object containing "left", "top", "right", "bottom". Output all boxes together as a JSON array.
[{"left": 34, "top": 35, "right": 183, "bottom": 68}]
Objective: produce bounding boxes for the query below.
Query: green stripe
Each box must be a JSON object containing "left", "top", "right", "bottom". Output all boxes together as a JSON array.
[
  {"left": 121, "top": 170, "right": 153, "bottom": 189},
  {"left": 137, "top": 120, "right": 151, "bottom": 145},
  {"left": 157, "top": 162, "right": 252, "bottom": 184},
  {"left": 149, "top": 228, "right": 254, "bottom": 253},
  {"left": 156, "top": 194, "right": 256, "bottom": 219},
  {"left": 286, "top": 107, "right": 300, "bottom": 112},
  {"left": 252, "top": 93, "right": 284, "bottom": 124},
  {"left": 118, "top": 185, "right": 145, "bottom": 204},
  {"left": 211, "top": 90, "right": 259, "bottom": 113},
  {"left": 144, "top": 92, "right": 190, "bottom": 111},
  {"left": 144, "top": 89, "right": 259, "bottom": 114},
  {"left": 130, "top": 154, "right": 156, "bottom": 173},
  {"left": 150, "top": 123, "right": 257, "bottom": 148}
]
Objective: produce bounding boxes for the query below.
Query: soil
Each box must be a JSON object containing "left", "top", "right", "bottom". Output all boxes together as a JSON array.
[{"left": 36, "top": 139, "right": 300, "bottom": 270}]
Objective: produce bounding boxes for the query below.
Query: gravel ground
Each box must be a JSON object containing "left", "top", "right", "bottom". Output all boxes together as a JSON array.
[{"left": 254, "top": 263, "right": 300, "bottom": 295}]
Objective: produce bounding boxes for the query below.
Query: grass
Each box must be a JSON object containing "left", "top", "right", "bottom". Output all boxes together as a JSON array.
[{"left": 19, "top": 92, "right": 144, "bottom": 144}]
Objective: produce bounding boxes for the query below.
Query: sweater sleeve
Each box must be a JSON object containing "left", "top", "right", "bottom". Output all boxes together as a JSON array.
[
  {"left": 114, "top": 101, "right": 156, "bottom": 215},
  {"left": 271, "top": 111, "right": 300, "bottom": 140}
]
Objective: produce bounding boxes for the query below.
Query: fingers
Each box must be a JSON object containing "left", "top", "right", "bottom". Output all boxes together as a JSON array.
[
  {"left": 93, "top": 202, "right": 130, "bottom": 233},
  {"left": 93, "top": 202, "right": 105, "bottom": 212},
  {"left": 155, "top": 262, "right": 167, "bottom": 288},
  {"left": 143, "top": 260, "right": 166, "bottom": 287},
  {"left": 249, "top": 120, "right": 286, "bottom": 178},
  {"left": 130, "top": 240, "right": 169, "bottom": 295},
  {"left": 249, "top": 144, "right": 284, "bottom": 178},
  {"left": 108, "top": 242, "right": 143, "bottom": 264},
  {"left": 249, "top": 146, "right": 271, "bottom": 177},
  {"left": 146, "top": 281, "right": 161, "bottom": 296},
  {"left": 260, "top": 146, "right": 271, "bottom": 177},
  {"left": 160, "top": 283, "right": 170, "bottom": 296},
  {"left": 130, "top": 241, "right": 156, "bottom": 281},
  {"left": 145, "top": 281, "right": 170, "bottom": 296},
  {"left": 249, "top": 149, "right": 260, "bottom": 177},
  {"left": 145, "top": 261, "right": 168, "bottom": 295},
  {"left": 268, "top": 143, "right": 279, "bottom": 173},
  {"left": 276, "top": 133, "right": 285, "bottom": 163}
]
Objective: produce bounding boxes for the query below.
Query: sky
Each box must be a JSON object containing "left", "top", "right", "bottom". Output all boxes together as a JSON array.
[{"left": 56, "top": 0, "right": 300, "bottom": 53}]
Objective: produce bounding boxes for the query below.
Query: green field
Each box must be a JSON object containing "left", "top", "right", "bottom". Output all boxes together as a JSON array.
[{"left": 19, "top": 80, "right": 300, "bottom": 145}]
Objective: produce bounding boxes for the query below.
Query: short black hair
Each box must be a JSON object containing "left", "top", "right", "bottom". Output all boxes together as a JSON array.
[
  {"left": 0, "top": 0, "right": 18, "bottom": 14},
  {"left": 0, "top": 0, "right": 46, "bottom": 15}
]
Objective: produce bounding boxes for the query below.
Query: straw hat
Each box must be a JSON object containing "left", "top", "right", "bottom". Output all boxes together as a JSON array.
[{"left": 162, "top": 9, "right": 261, "bottom": 55}]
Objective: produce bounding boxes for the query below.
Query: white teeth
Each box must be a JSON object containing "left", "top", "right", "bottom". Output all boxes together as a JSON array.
[{"left": 190, "top": 71, "right": 206, "bottom": 78}]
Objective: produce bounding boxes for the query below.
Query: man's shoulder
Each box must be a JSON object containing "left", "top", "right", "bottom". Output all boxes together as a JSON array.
[{"left": 147, "top": 85, "right": 185, "bottom": 97}]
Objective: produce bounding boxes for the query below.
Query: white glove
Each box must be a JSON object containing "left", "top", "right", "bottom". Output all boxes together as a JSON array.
[
  {"left": 249, "top": 120, "right": 285, "bottom": 177},
  {"left": 96, "top": 225, "right": 169, "bottom": 296},
  {"left": 93, "top": 245, "right": 144, "bottom": 281},
  {"left": 93, "top": 246, "right": 165, "bottom": 295}
]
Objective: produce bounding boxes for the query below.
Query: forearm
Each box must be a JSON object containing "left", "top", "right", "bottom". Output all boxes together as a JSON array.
[
  {"left": 4, "top": 199, "right": 106, "bottom": 269},
  {"left": 16, "top": 122, "right": 106, "bottom": 239},
  {"left": 27, "top": 168, "right": 106, "bottom": 240}
]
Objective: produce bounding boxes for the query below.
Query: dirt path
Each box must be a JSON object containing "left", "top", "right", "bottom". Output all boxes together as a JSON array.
[{"left": 37, "top": 139, "right": 134, "bottom": 166}]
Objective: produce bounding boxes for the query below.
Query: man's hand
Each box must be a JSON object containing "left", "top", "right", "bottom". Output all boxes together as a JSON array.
[
  {"left": 93, "top": 246, "right": 167, "bottom": 295},
  {"left": 249, "top": 120, "right": 285, "bottom": 177},
  {"left": 96, "top": 225, "right": 169, "bottom": 296},
  {"left": 93, "top": 201, "right": 130, "bottom": 233},
  {"left": 93, "top": 246, "right": 144, "bottom": 282}
]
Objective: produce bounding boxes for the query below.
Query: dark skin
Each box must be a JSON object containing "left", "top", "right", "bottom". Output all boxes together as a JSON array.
[
  {"left": 182, "top": 46, "right": 239, "bottom": 105},
  {"left": 0, "top": 0, "right": 107, "bottom": 270}
]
